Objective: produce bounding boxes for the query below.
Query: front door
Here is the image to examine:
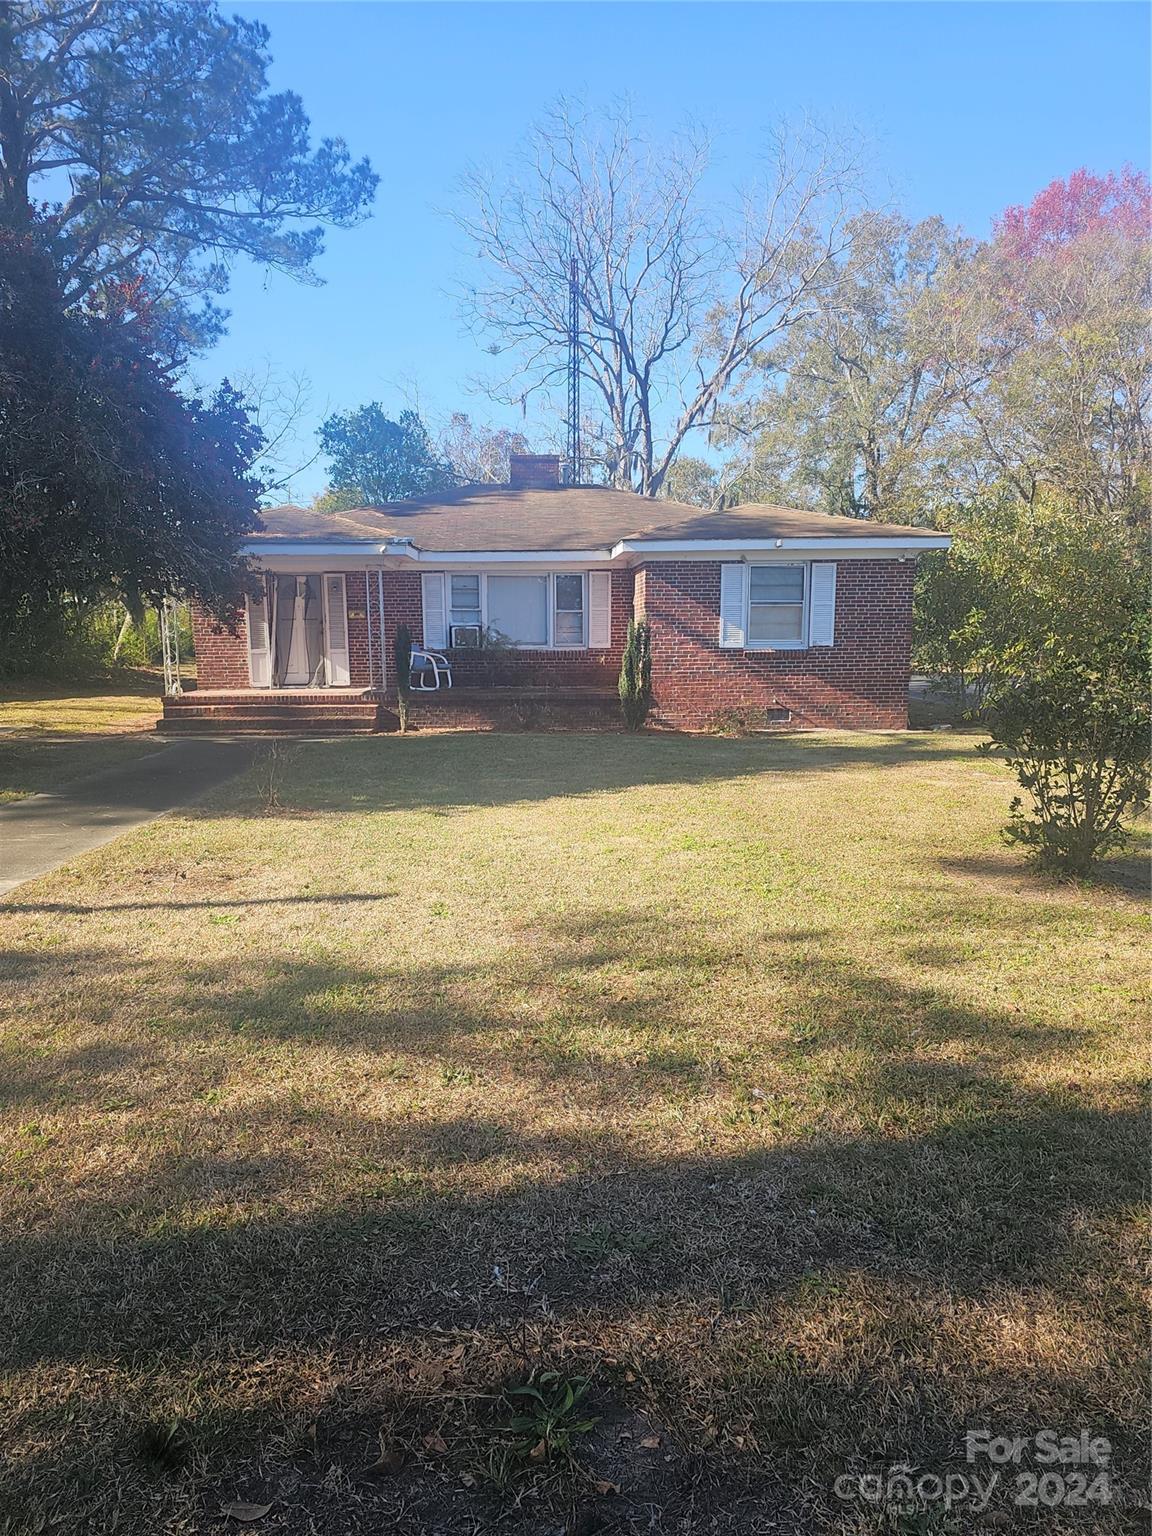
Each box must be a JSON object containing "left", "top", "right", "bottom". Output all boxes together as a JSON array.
[
  {"left": 281, "top": 577, "right": 310, "bottom": 684},
  {"left": 247, "top": 574, "right": 352, "bottom": 688}
]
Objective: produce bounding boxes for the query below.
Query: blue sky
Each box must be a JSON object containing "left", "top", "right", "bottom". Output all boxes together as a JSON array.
[{"left": 199, "top": 1, "right": 1151, "bottom": 501}]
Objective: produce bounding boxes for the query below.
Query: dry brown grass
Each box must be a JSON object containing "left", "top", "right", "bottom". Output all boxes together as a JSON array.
[
  {"left": 0, "top": 731, "right": 1147, "bottom": 1534},
  {"left": 0, "top": 670, "right": 163, "bottom": 736}
]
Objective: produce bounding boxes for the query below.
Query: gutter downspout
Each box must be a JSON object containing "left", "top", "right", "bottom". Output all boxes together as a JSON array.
[
  {"left": 364, "top": 567, "right": 373, "bottom": 694},
  {"left": 376, "top": 569, "right": 387, "bottom": 692}
]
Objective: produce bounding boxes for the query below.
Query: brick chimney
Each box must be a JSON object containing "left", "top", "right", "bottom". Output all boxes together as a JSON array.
[{"left": 508, "top": 453, "right": 561, "bottom": 489}]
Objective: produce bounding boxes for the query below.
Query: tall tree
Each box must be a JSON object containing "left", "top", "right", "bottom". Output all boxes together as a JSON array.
[
  {"left": 438, "top": 412, "right": 533, "bottom": 485},
  {"left": 0, "top": 232, "right": 262, "bottom": 622},
  {"left": 456, "top": 101, "right": 860, "bottom": 496},
  {"left": 318, "top": 405, "right": 454, "bottom": 505},
  {"left": 723, "top": 212, "right": 972, "bottom": 520},
  {"left": 0, "top": 0, "right": 376, "bottom": 356},
  {"left": 940, "top": 170, "right": 1151, "bottom": 522}
]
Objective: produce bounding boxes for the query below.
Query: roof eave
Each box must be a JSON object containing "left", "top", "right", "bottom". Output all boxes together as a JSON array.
[{"left": 613, "top": 535, "right": 952, "bottom": 557}]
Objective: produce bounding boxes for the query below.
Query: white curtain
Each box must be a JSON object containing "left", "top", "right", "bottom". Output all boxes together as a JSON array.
[{"left": 487, "top": 575, "right": 548, "bottom": 645}]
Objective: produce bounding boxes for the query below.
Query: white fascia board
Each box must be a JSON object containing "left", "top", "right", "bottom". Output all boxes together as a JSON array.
[
  {"left": 612, "top": 536, "right": 951, "bottom": 558},
  {"left": 244, "top": 541, "right": 387, "bottom": 558},
  {"left": 416, "top": 548, "right": 613, "bottom": 565},
  {"left": 244, "top": 542, "right": 611, "bottom": 566}
]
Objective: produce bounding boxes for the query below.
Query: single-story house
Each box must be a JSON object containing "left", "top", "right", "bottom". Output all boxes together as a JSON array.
[{"left": 169, "top": 454, "right": 950, "bottom": 734}]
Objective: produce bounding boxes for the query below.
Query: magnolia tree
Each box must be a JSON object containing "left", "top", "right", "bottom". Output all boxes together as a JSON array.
[
  {"left": 0, "top": 235, "right": 263, "bottom": 650},
  {"left": 0, "top": 0, "right": 374, "bottom": 641}
]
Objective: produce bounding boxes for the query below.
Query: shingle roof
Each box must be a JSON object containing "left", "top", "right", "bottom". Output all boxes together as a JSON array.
[{"left": 252, "top": 485, "right": 942, "bottom": 552}]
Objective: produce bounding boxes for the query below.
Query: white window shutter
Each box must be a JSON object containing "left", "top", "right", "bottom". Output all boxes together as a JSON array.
[
  {"left": 588, "top": 571, "right": 612, "bottom": 648},
  {"left": 718, "top": 563, "right": 746, "bottom": 648},
  {"left": 322, "top": 573, "right": 350, "bottom": 685},
  {"left": 421, "top": 572, "right": 447, "bottom": 648},
  {"left": 808, "top": 562, "right": 837, "bottom": 646},
  {"left": 246, "top": 588, "right": 271, "bottom": 687}
]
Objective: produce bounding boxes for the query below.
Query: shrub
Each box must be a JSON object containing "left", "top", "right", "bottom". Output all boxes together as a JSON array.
[
  {"left": 918, "top": 492, "right": 1150, "bottom": 875},
  {"left": 0, "top": 597, "right": 193, "bottom": 680},
  {"left": 985, "top": 645, "right": 1150, "bottom": 877},
  {"left": 618, "top": 619, "right": 652, "bottom": 730},
  {"left": 394, "top": 623, "right": 412, "bottom": 733},
  {"left": 708, "top": 703, "right": 771, "bottom": 736}
]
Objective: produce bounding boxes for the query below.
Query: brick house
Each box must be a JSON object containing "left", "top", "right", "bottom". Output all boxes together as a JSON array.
[{"left": 169, "top": 454, "right": 949, "bottom": 734}]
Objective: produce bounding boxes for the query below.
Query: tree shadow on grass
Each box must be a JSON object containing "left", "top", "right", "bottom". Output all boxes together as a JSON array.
[
  {"left": 0, "top": 908, "right": 1144, "bottom": 1533},
  {"left": 0, "top": 1089, "right": 1144, "bottom": 1534},
  {"left": 179, "top": 731, "right": 980, "bottom": 820},
  {"left": 939, "top": 844, "right": 1151, "bottom": 901}
]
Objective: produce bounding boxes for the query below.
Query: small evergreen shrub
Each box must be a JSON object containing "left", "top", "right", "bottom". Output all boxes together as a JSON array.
[
  {"left": 618, "top": 619, "right": 652, "bottom": 731},
  {"left": 395, "top": 623, "right": 413, "bottom": 733}
]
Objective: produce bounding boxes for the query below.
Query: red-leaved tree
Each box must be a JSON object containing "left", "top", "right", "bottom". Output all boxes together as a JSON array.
[{"left": 996, "top": 167, "right": 1151, "bottom": 260}]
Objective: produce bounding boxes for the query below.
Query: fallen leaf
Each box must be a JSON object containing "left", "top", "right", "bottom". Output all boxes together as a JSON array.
[
  {"left": 221, "top": 1502, "right": 273, "bottom": 1523},
  {"left": 592, "top": 1479, "right": 620, "bottom": 1496},
  {"left": 362, "top": 1449, "right": 404, "bottom": 1478},
  {"left": 422, "top": 1431, "right": 448, "bottom": 1456},
  {"left": 528, "top": 1438, "right": 547, "bottom": 1462},
  {"left": 639, "top": 1434, "right": 661, "bottom": 1449}
]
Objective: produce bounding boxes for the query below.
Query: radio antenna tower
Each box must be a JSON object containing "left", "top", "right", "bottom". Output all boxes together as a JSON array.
[{"left": 566, "top": 255, "right": 581, "bottom": 485}]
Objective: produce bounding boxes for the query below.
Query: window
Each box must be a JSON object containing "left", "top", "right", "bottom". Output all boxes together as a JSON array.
[
  {"left": 553, "top": 573, "right": 585, "bottom": 646},
  {"left": 748, "top": 564, "right": 807, "bottom": 647},
  {"left": 448, "top": 574, "right": 482, "bottom": 646},
  {"left": 488, "top": 574, "right": 548, "bottom": 646},
  {"left": 437, "top": 573, "right": 588, "bottom": 649}
]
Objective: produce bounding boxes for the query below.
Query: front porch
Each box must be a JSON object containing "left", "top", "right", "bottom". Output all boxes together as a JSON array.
[{"left": 158, "top": 683, "right": 623, "bottom": 734}]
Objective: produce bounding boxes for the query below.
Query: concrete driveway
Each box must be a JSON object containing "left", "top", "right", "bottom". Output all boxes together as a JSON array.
[{"left": 0, "top": 738, "right": 253, "bottom": 897}]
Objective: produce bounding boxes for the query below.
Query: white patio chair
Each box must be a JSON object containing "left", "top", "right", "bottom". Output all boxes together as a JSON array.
[{"left": 409, "top": 647, "right": 453, "bottom": 691}]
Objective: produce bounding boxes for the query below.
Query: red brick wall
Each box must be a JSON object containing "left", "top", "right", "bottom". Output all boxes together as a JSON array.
[
  {"left": 379, "top": 568, "right": 424, "bottom": 694},
  {"left": 640, "top": 558, "right": 916, "bottom": 730},
  {"left": 192, "top": 561, "right": 913, "bottom": 729},
  {"left": 190, "top": 602, "right": 250, "bottom": 688},
  {"left": 408, "top": 694, "right": 622, "bottom": 731},
  {"left": 343, "top": 571, "right": 374, "bottom": 688}
]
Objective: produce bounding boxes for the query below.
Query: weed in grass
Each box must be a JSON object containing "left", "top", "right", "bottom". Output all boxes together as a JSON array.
[
  {"left": 136, "top": 1419, "right": 190, "bottom": 1472},
  {"left": 440, "top": 1062, "right": 478, "bottom": 1088},
  {"left": 253, "top": 740, "right": 296, "bottom": 813},
  {"left": 568, "top": 1227, "right": 662, "bottom": 1262},
  {"left": 504, "top": 1371, "right": 600, "bottom": 1460}
]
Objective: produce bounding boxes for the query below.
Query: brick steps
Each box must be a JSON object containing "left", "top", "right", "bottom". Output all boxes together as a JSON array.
[
  {"left": 160, "top": 718, "right": 383, "bottom": 736},
  {"left": 159, "top": 692, "right": 396, "bottom": 735},
  {"left": 158, "top": 687, "right": 625, "bottom": 735}
]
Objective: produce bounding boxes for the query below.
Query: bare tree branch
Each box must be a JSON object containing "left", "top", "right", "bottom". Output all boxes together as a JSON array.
[{"left": 452, "top": 100, "right": 863, "bottom": 495}]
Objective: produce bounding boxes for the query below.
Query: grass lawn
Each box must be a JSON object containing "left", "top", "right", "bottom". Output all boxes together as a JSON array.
[
  {"left": 0, "top": 669, "right": 165, "bottom": 735},
  {"left": 0, "top": 673, "right": 166, "bottom": 800},
  {"left": 0, "top": 732, "right": 1146, "bottom": 1534}
]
